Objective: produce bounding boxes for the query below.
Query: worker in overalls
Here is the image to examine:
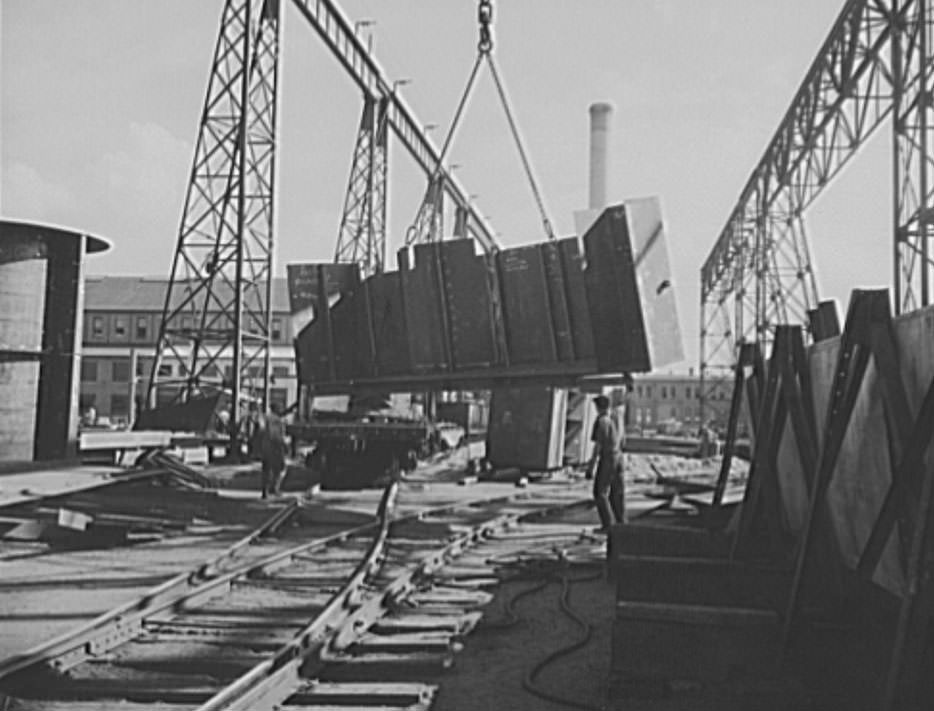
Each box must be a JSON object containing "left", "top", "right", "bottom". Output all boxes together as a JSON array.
[
  {"left": 257, "top": 405, "right": 288, "bottom": 498},
  {"left": 587, "top": 394, "right": 625, "bottom": 532}
]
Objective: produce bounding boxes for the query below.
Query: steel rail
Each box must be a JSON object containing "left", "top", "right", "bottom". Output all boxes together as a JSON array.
[
  {"left": 0, "top": 496, "right": 303, "bottom": 680},
  {"left": 0, "top": 479, "right": 578, "bottom": 690},
  {"left": 196, "top": 489, "right": 592, "bottom": 711},
  {"left": 0, "top": 465, "right": 181, "bottom": 511},
  {"left": 193, "top": 481, "right": 400, "bottom": 711}
]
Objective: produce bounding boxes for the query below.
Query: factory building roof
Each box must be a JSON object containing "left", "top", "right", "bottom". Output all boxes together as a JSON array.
[{"left": 84, "top": 276, "right": 292, "bottom": 313}]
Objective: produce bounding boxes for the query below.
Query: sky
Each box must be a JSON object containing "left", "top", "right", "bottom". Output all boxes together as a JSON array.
[{"left": 1, "top": 1, "right": 895, "bottom": 372}]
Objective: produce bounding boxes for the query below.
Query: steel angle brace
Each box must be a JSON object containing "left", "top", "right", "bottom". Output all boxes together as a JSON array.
[
  {"left": 712, "top": 342, "right": 763, "bottom": 510},
  {"left": 874, "top": 373, "right": 934, "bottom": 710},
  {"left": 735, "top": 326, "right": 820, "bottom": 561},
  {"left": 781, "top": 290, "right": 886, "bottom": 648},
  {"left": 731, "top": 329, "right": 796, "bottom": 561}
]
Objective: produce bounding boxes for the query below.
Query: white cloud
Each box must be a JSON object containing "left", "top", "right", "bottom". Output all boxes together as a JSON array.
[
  {"left": 0, "top": 161, "right": 78, "bottom": 220},
  {"left": 92, "top": 121, "right": 191, "bottom": 217}
]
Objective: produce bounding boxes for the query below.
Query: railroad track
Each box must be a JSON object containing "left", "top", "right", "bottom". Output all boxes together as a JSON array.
[{"left": 0, "top": 477, "right": 597, "bottom": 711}]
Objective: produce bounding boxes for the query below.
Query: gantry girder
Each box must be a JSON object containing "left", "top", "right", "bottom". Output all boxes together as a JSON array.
[
  {"left": 148, "top": 0, "right": 279, "bottom": 432},
  {"left": 289, "top": 0, "right": 500, "bottom": 254},
  {"left": 700, "top": 0, "right": 934, "bottom": 419}
]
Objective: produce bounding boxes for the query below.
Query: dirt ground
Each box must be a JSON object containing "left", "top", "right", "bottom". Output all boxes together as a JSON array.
[{"left": 433, "top": 537, "right": 615, "bottom": 711}]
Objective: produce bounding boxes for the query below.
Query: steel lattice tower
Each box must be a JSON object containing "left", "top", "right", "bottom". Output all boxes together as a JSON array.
[
  {"left": 147, "top": 0, "right": 280, "bottom": 433},
  {"left": 334, "top": 97, "right": 389, "bottom": 275},
  {"left": 699, "top": 0, "right": 934, "bottom": 422}
]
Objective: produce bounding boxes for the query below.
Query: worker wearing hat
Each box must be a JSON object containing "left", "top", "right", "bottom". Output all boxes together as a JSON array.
[{"left": 587, "top": 392, "right": 625, "bottom": 531}]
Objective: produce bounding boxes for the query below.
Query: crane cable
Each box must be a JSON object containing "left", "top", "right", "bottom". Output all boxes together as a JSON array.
[
  {"left": 409, "top": 0, "right": 556, "bottom": 244},
  {"left": 479, "top": 0, "right": 555, "bottom": 241}
]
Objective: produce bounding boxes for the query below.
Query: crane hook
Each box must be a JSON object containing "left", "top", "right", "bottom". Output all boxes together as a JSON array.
[{"left": 478, "top": 0, "right": 493, "bottom": 54}]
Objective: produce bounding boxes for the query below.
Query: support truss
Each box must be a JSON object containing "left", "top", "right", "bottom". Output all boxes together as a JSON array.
[
  {"left": 334, "top": 97, "right": 388, "bottom": 275},
  {"left": 894, "top": 0, "right": 934, "bottom": 313},
  {"left": 147, "top": 0, "right": 280, "bottom": 432},
  {"left": 700, "top": 0, "right": 934, "bottom": 422}
]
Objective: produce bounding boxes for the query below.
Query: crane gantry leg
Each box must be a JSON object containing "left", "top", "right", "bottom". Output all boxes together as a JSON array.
[
  {"left": 334, "top": 97, "right": 389, "bottom": 275},
  {"left": 146, "top": 0, "right": 280, "bottom": 442}
]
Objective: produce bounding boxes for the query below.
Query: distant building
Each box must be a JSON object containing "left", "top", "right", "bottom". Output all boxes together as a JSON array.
[
  {"left": 629, "top": 370, "right": 733, "bottom": 435},
  {"left": 80, "top": 276, "right": 296, "bottom": 425}
]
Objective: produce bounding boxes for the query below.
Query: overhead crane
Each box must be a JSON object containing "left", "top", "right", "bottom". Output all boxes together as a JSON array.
[{"left": 699, "top": 0, "right": 934, "bottom": 420}]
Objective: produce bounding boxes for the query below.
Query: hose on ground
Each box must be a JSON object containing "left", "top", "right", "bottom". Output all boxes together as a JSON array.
[{"left": 521, "top": 567, "right": 605, "bottom": 711}]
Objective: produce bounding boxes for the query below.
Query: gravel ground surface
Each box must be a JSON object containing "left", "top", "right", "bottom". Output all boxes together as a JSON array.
[{"left": 432, "top": 505, "right": 615, "bottom": 711}]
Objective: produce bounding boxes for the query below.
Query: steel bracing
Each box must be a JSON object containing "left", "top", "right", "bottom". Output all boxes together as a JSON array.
[
  {"left": 334, "top": 97, "right": 389, "bottom": 274},
  {"left": 700, "top": 0, "right": 934, "bottom": 421},
  {"left": 148, "top": 0, "right": 280, "bottom": 430},
  {"left": 147, "top": 0, "right": 506, "bottom": 433}
]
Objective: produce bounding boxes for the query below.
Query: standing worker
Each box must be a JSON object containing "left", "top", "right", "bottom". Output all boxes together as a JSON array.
[
  {"left": 257, "top": 405, "right": 288, "bottom": 498},
  {"left": 587, "top": 394, "right": 625, "bottom": 532}
]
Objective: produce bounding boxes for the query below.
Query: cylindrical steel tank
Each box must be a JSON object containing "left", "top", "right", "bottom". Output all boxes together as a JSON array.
[
  {"left": 588, "top": 102, "right": 614, "bottom": 210},
  {"left": 0, "top": 220, "right": 109, "bottom": 463}
]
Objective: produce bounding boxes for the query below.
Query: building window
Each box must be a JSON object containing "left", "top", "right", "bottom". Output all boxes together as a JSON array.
[
  {"left": 81, "top": 358, "right": 98, "bottom": 382},
  {"left": 91, "top": 315, "right": 105, "bottom": 340},
  {"left": 272, "top": 318, "right": 283, "bottom": 341},
  {"left": 79, "top": 393, "right": 96, "bottom": 411},
  {"left": 110, "top": 394, "right": 129, "bottom": 416},
  {"left": 113, "top": 315, "right": 128, "bottom": 340},
  {"left": 272, "top": 365, "right": 289, "bottom": 378},
  {"left": 158, "top": 363, "right": 172, "bottom": 377},
  {"left": 135, "top": 315, "right": 150, "bottom": 340},
  {"left": 661, "top": 386, "right": 667, "bottom": 399},
  {"left": 112, "top": 359, "right": 130, "bottom": 382},
  {"left": 248, "top": 366, "right": 262, "bottom": 379}
]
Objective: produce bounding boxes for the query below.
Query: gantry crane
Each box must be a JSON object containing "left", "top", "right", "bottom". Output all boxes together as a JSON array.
[
  {"left": 144, "top": 0, "right": 505, "bottom": 439},
  {"left": 699, "top": 0, "right": 934, "bottom": 421}
]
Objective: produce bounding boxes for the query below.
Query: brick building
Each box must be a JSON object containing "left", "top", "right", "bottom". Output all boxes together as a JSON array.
[
  {"left": 629, "top": 370, "right": 733, "bottom": 434},
  {"left": 80, "top": 276, "right": 296, "bottom": 426}
]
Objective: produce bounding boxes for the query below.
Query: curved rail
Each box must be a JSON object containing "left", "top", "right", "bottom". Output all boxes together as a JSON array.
[{"left": 196, "top": 486, "right": 592, "bottom": 711}]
